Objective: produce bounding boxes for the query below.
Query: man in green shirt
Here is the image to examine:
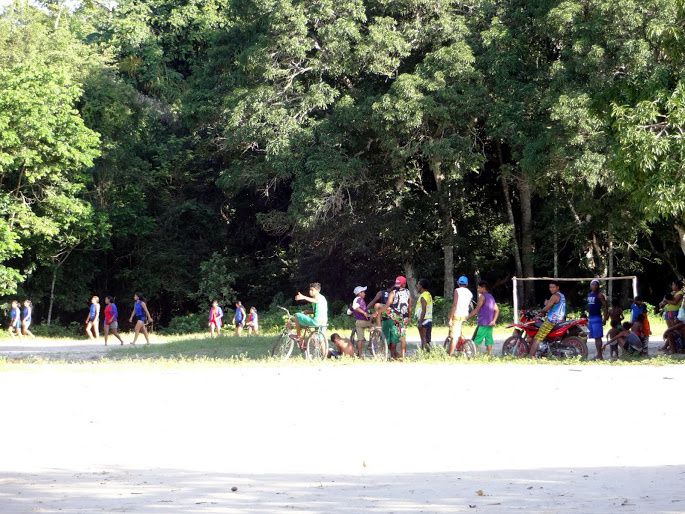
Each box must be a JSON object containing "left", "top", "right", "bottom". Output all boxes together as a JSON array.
[{"left": 294, "top": 282, "right": 328, "bottom": 343}]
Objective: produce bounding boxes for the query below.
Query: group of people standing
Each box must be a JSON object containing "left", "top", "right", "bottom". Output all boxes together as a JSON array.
[
  {"left": 340, "top": 275, "right": 500, "bottom": 358},
  {"left": 207, "top": 300, "right": 259, "bottom": 337},
  {"left": 7, "top": 299, "right": 34, "bottom": 339},
  {"left": 83, "top": 293, "right": 153, "bottom": 345}
]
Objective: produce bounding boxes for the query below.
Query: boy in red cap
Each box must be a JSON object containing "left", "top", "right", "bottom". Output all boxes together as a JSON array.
[{"left": 383, "top": 276, "right": 412, "bottom": 358}]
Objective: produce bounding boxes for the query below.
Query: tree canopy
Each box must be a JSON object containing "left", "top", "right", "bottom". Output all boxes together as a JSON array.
[{"left": 1, "top": 0, "right": 684, "bottom": 323}]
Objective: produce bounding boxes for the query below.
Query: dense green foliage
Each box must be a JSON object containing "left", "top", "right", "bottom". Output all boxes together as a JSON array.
[{"left": 1, "top": 0, "right": 685, "bottom": 325}]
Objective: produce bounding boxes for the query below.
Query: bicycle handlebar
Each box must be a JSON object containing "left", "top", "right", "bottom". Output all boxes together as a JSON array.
[{"left": 278, "top": 306, "right": 292, "bottom": 317}]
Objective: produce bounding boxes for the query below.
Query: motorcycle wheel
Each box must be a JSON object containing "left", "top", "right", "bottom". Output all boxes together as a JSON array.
[
  {"left": 502, "top": 335, "right": 528, "bottom": 357},
  {"left": 560, "top": 336, "right": 588, "bottom": 360}
]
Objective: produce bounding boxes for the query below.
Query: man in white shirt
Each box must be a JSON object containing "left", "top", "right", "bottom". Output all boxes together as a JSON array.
[{"left": 447, "top": 275, "right": 473, "bottom": 356}]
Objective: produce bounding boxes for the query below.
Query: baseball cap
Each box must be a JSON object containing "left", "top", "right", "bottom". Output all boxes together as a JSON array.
[
  {"left": 353, "top": 286, "right": 367, "bottom": 295},
  {"left": 395, "top": 276, "right": 407, "bottom": 287},
  {"left": 457, "top": 275, "right": 468, "bottom": 285}
]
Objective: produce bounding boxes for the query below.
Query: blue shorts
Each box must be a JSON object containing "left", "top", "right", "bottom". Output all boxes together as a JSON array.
[
  {"left": 588, "top": 315, "right": 604, "bottom": 339},
  {"left": 11, "top": 319, "right": 20, "bottom": 329}
]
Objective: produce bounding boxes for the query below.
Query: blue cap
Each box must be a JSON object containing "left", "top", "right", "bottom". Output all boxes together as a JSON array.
[{"left": 458, "top": 275, "right": 468, "bottom": 285}]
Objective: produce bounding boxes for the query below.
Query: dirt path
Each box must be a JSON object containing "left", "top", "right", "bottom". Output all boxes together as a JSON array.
[{"left": 1, "top": 363, "right": 684, "bottom": 513}]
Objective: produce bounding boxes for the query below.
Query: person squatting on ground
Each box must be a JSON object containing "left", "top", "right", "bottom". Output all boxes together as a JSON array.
[
  {"left": 467, "top": 281, "right": 499, "bottom": 355},
  {"left": 382, "top": 276, "right": 412, "bottom": 359},
  {"left": 329, "top": 333, "right": 356, "bottom": 358},
  {"left": 603, "top": 321, "right": 637, "bottom": 354},
  {"left": 233, "top": 301, "right": 246, "bottom": 336},
  {"left": 85, "top": 296, "right": 100, "bottom": 340},
  {"left": 587, "top": 279, "right": 608, "bottom": 360},
  {"left": 447, "top": 276, "right": 473, "bottom": 356},
  {"left": 293, "top": 283, "right": 328, "bottom": 346},
  {"left": 351, "top": 286, "right": 373, "bottom": 357},
  {"left": 103, "top": 296, "right": 125, "bottom": 345},
  {"left": 606, "top": 320, "right": 623, "bottom": 359},
  {"left": 529, "top": 280, "right": 566, "bottom": 357},
  {"left": 415, "top": 279, "right": 433, "bottom": 350},
  {"left": 208, "top": 300, "right": 223, "bottom": 338},
  {"left": 129, "top": 293, "right": 152, "bottom": 345}
]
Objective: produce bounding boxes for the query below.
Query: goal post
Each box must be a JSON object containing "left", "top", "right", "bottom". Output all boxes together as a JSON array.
[{"left": 511, "top": 276, "right": 638, "bottom": 324}]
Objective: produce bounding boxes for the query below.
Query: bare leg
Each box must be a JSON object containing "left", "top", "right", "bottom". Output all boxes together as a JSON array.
[
  {"left": 595, "top": 338, "right": 603, "bottom": 359},
  {"left": 94, "top": 321, "right": 100, "bottom": 339},
  {"left": 111, "top": 328, "right": 124, "bottom": 345},
  {"left": 86, "top": 321, "right": 95, "bottom": 340},
  {"left": 104, "top": 324, "right": 110, "bottom": 346}
]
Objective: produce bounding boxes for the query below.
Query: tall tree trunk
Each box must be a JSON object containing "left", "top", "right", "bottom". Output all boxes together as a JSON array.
[
  {"left": 518, "top": 175, "right": 535, "bottom": 305},
  {"left": 47, "top": 267, "right": 57, "bottom": 327},
  {"left": 497, "top": 142, "right": 523, "bottom": 279},
  {"left": 431, "top": 159, "right": 456, "bottom": 300},
  {"left": 676, "top": 223, "right": 685, "bottom": 257},
  {"left": 404, "top": 262, "right": 418, "bottom": 300}
]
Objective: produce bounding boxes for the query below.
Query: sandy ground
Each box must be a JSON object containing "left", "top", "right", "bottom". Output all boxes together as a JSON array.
[{"left": 1, "top": 345, "right": 684, "bottom": 513}]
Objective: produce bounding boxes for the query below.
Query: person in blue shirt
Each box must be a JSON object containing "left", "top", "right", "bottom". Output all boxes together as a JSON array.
[
  {"left": 587, "top": 279, "right": 608, "bottom": 359},
  {"left": 22, "top": 300, "right": 35, "bottom": 338},
  {"left": 85, "top": 296, "right": 100, "bottom": 340},
  {"left": 8, "top": 300, "right": 22, "bottom": 338},
  {"left": 233, "top": 301, "right": 246, "bottom": 336},
  {"left": 129, "top": 293, "right": 152, "bottom": 345}
]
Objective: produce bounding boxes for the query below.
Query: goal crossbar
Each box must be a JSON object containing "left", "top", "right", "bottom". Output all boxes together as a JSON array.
[{"left": 512, "top": 276, "right": 638, "bottom": 324}]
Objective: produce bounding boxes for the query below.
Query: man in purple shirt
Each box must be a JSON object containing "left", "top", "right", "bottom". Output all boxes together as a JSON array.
[
  {"left": 352, "top": 286, "right": 373, "bottom": 357},
  {"left": 468, "top": 281, "right": 499, "bottom": 355}
]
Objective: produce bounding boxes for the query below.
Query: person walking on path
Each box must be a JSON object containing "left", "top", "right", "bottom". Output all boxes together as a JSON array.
[
  {"left": 246, "top": 307, "right": 259, "bottom": 335},
  {"left": 85, "top": 296, "right": 100, "bottom": 340},
  {"left": 103, "top": 296, "right": 125, "bottom": 345},
  {"left": 21, "top": 300, "right": 35, "bottom": 338},
  {"left": 587, "top": 279, "right": 608, "bottom": 360},
  {"left": 467, "top": 281, "right": 499, "bottom": 355},
  {"left": 208, "top": 301, "right": 223, "bottom": 338},
  {"left": 129, "top": 293, "right": 152, "bottom": 345},
  {"left": 9, "top": 300, "right": 22, "bottom": 339},
  {"left": 233, "top": 301, "right": 246, "bottom": 336}
]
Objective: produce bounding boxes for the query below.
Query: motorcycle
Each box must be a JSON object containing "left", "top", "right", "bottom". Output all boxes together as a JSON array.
[{"left": 502, "top": 309, "right": 589, "bottom": 359}]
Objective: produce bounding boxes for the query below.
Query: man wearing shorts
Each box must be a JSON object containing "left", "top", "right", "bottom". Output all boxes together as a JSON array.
[
  {"left": 352, "top": 286, "right": 373, "bottom": 356},
  {"left": 447, "top": 275, "right": 473, "bottom": 356},
  {"left": 383, "top": 276, "right": 412, "bottom": 358},
  {"left": 294, "top": 283, "right": 328, "bottom": 343},
  {"left": 587, "top": 279, "right": 608, "bottom": 359},
  {"left": 529, "top": 280, "right": 566, "bottom": 357},
  {"left": 233, "top": 301, "right": 246, "bottom": 336},
  {"left": 468, "top": 281, "right": 499, "bottom": 355}
]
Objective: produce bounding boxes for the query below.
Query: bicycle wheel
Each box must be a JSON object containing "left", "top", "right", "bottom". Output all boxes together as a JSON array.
[
  {"left": 459, "top": 339, "right": 477, "bottom": 359},
  {"left": 369, "top": 329, "right": 388, "bottom": 361},
  {"left": 271, "top": 331, "right": 295, "bottom": 359},
  {"left": 502, "top": 335, "right": 528, "bottom": 357},
  {"left": 306, "top": 331, "right": 328, "bottom": 361}
]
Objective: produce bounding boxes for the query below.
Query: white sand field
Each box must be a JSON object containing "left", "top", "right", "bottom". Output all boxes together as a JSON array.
[{"left": 0, "top": 355, "right": 684, "bottom": 513}]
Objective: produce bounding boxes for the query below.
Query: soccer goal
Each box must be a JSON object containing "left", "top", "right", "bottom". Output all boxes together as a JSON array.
[{"left": 511, "top": 276, "right": 638, "bottom": 324}]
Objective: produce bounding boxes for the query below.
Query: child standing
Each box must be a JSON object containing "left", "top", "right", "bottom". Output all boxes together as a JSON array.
[
  {"left": 468, "top": 281, "right": 499, "bottom": 355},
  {"left": 352, "top": 286, "right": 372, "bottom": 356},
  {"left": 208, "top": 301, "right": 223, "bottom": 338},
  {"left": 415, "top": 279, "right": 433, "bottom": 350},
  {"left": 246, "top": 307, "right": 259, "bottom": 335},
  {"left": 605, "top": 320, "right": 623, "bottom": 359}
]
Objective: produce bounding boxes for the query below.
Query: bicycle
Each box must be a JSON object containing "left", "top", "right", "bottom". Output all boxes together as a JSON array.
[
  {"left": 443, "top": 324, "right": 478, "bottom": 358},
  {"left": 349, "top": 320, "right": 388, "bottom": 360},
  {"left": 270, "top": 307, "right": 328, "bottom": 360}
]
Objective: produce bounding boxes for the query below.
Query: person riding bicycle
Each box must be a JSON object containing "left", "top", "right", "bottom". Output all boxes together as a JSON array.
[
  {"left": 529, "top": 280, "right": 566, "bottom": 357},
  {"left": 294, "top": 282, "right": 328, "bottom": 346},
  {"left": 382, "top": 276, "right": 412, "bottom": 358},
  {"left": 352, "top": 286, "right": 373, "bottom": 357},
  {"left": 447, "top": 275, "right": 473, "bottom": 356}
]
